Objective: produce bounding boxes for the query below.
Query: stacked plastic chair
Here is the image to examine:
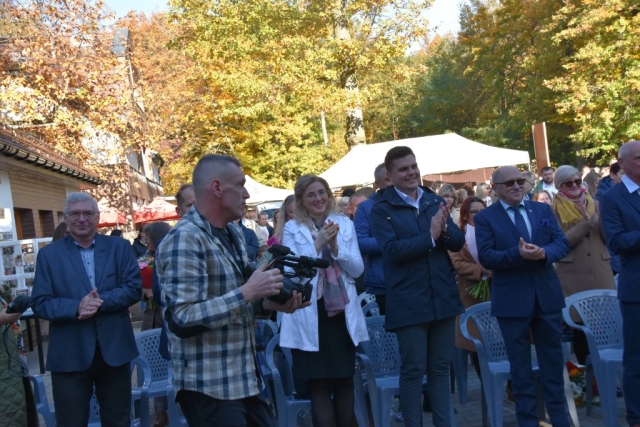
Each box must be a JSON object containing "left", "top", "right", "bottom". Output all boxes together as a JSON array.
[{"left": 563, "top": 289, "right": 623, "bottom": 427}]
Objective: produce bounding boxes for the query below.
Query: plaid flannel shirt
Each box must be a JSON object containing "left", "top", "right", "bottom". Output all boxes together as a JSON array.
[{"left": 155, "top": 208, "right": 263, "bottom": 400}]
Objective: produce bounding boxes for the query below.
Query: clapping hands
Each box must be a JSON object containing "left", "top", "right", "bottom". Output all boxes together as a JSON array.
[
  {"left": 78, "top": 288, "right": 103, "bottom": 320},
  {"left": 315, "top": 220, "right": 339, "bottom": 255},
  {"left": 518, "top": 238, "right": 546, "bottom": 260}
]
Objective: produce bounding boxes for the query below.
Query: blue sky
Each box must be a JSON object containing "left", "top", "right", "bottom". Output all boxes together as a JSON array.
[{"left": 105, "top": 0, "right": 463, "bottom": 35}]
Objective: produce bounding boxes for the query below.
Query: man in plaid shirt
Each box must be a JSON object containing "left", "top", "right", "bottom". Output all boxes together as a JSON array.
[{"left": 155, "top": 154, "right": 308, "bottom": 426}]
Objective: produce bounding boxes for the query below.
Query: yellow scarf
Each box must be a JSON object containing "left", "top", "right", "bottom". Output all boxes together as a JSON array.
[{"left": 553, "top": 191, "right": 595, "bottom": 232}]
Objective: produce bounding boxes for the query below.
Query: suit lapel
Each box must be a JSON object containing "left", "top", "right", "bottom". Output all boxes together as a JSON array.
[
  {"left": 66, "top": 237, "right": 94, "bottom": 293},
  {"left": 620, "top": 185, "right": 640, "bottom": 215},
  {"left": 523, "top": 201, "right": 538, "bottom": 241}
]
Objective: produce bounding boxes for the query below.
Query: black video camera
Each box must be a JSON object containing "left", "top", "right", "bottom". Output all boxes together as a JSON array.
[{"left": 260, "top": 244, "right": 329, "bottom": 304}]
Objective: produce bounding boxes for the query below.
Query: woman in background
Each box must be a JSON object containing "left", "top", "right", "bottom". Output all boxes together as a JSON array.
[
  {"left": 449, "top": 196, "right": 489, "bottom": 379},
  {"left": 268, "top": 194, "right": 295, "bottom": 246},
  {"left": 280, "top": 175, "right": 368, "bottom": 427},
  {"left": 552, "top": 165, "right": 615, "bottom": 365},
  {"left": 438, "top": 183, "right": 460, "bottom": 225},
  {"left": 532, "top": 190, "right": 552, "bottom": 205}
]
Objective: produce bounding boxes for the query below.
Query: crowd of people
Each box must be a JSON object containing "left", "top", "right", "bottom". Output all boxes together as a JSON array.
[{"left": 3, "top": 141, "right": 638, "bottom": 426}]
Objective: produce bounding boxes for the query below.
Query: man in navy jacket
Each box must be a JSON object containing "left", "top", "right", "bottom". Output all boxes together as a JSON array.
[
  {"left": 600, "top": 140, "right": 640, "bottom": 427},
  {"left": 371, "top": 146, "right": 464, "bottom": 427},
  {"left": 354, "top": 163, "right": 392, "bottom": 313},
  {"left": 474, "top": 166, "right": 570, "bottom": 427}
]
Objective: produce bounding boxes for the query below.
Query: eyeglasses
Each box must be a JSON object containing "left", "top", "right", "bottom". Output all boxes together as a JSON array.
[
  {"left": 304, "top": 189, "right": 327, "bottom": 200},
  {"left": 494, "top": 179, "right": 526, "bottom": 188},
  {"left": 562, "top": 178, "right": 582, "bottom": 188},
  {"left": 66, "top": 211, "right": 96, "bottom": 220}
]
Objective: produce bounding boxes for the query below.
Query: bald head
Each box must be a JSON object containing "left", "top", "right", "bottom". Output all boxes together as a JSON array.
[
  {"left": 192, "top": 154, "right": 242, "bottom": 200},
  {"left": 618, "top": 140, "right": 640, "bottom": 185},
  {"left": 619, "top": 140, "right": 640, "bottom": 160},
  {"left": 492, "top": 166, "right": 520, "bottom": 184}
]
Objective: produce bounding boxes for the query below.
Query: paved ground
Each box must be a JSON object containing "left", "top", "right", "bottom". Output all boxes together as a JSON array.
[{"left": 27, "top": 323, "right": 628, "bottom": 426}]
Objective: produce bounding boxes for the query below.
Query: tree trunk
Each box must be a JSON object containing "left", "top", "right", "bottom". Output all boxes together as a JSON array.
[{"left": 333, "top": 0, "right": 366, "bottom": 149}]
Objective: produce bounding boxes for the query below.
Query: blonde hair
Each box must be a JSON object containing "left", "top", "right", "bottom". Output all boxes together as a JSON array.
[
  {"left": 293, "top": 175, "right": 338, "bottom": 228},
  {"left": 272, "top": 194, "right": 295, "bottom": 243}
]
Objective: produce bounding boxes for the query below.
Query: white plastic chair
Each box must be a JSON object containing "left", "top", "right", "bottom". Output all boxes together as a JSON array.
[{"left": 563, "top": 289, "right": 622, "bottom": 427}]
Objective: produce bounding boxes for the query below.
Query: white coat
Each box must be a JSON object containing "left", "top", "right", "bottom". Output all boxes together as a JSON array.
[{"left": 279, "top": 213, "right": 369, "bottom": 351}]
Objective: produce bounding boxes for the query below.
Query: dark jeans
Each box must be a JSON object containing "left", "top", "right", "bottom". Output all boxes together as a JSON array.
[
  {"left": 176, "top": 390, "right": 276, "bottom": 427},
  {"left": 395, "top": 317, "right": 455, "bottom": 427},
  {"left": 51, "top": 345, "right": 131, "bottom": 427}
]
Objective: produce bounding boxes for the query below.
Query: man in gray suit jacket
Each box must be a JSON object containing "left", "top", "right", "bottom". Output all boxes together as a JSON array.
[{"left": 32, "top": 192, "right": 141, "bottom": 426}]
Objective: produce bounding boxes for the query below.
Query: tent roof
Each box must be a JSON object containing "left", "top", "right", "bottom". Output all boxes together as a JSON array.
[
  {"left": 245, "top": 175, "right": 293, "bottom": 205},
  {"left": 97, "top": 202, "right": 126, "bottom": 228},
  {"left": 133, "top": 197, "right": 181, "bottom": 224},
  {"left": 319, "top": 133, "right": 530, "bottom": 188}
]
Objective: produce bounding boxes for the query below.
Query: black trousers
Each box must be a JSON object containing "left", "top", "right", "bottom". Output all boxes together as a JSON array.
[
  {"left": 176, "top": 390, "right": 276, "bottom": 427},
  {"left": 51, "top": 344, "right": 131, "bottom": 427}
]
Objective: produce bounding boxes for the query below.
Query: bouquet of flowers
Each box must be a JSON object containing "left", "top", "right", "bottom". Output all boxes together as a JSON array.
[
  {"left": 466, "top": 278, "right": 490, "bottom": 302},
  {"left": 566, "top": 361, "right": 599, "bottom": 408},
  {"left": 138, "top": 255, "right": 156, "bottom": 310}
]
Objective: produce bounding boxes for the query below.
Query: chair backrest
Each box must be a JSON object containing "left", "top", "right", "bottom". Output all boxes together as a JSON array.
[
  {"left": 357, "top": 292, "right": 377, "bottom": 307},
  {"left": 255, "top": 319, "right": 279, "bottom": 350},
  {"left": 563, "top": 289, "right": 622, "bottom": 348},
  {"left": 266, "top": 334, "right": 297, "bottom": 397},
  {"left": 460, "top": 302, "right": 508, "bottom": 362},
  {"left": 135, "top": 328, "right": 170, "bottom": 382},
  {"left": 362, "top": 301, "right": 380, "bottom": 317},
  {"left": 359, "top": 316, "right": 401, "bottom": 376}
]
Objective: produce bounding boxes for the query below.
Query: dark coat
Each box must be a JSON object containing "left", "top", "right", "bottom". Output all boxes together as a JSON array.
[
  {"left": 474, "top": 200, "right": 570, "bottom": 317},
  {"left": 600, "top": 181, "right": 640, "bottom": 302},
  {"left": 239, "top": 222, "right": 260, "bottom": 263},
  {"left": 354, "top": 192, "right": 386, "bottom": 295},
  {"left": 370, "top": 186, "right": 465, "bottom": 330}
]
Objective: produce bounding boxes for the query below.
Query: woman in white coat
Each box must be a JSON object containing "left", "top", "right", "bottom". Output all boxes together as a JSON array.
[{"left": 280, "top": 174, "right": 369, "bottom": 427}]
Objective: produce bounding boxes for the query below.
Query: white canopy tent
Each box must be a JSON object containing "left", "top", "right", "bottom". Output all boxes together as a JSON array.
[
  {"left": 245, "top": 175, "right": 293, "bottom": 204},
  {"left": 320, "top": 133, "right": 530, "bottom": 188}
]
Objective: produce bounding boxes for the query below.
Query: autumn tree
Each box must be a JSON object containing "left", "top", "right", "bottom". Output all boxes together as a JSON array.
[
  {"left": 123, "top": 0, "right": 430, "bottom": 188},
  {"left": 546, "top": 0, "right": 640, "bottom": 160},
  {"left": 0, "top": 0, "right": 149, "bottom": 212}
]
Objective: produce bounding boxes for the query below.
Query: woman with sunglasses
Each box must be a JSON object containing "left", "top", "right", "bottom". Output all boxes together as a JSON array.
[
  {"left": 551, "top": 165, "right": 616, "bottom": 365},
  {"left": 449, "top": 196, "right": 490, "bottom": 379},
  {"left": 280, "top": 174, "right": 368, "bottom": 427}
]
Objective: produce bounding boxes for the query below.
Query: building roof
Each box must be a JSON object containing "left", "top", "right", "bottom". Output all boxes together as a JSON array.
[{"left": 0, "top": 127, "right": 102, "bottom": 184}]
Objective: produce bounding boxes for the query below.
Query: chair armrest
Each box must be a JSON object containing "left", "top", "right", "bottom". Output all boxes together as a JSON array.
[
  {"left": 131, "top": 356, "right": 152, "bottom": 392},
  {"left": 356, "top": 353, "right": 379, "bottom": 402}
]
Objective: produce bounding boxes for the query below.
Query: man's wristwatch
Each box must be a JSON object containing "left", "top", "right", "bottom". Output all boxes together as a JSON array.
[{"left": 443, "top": 223, "right": 448, "bottom": 234}]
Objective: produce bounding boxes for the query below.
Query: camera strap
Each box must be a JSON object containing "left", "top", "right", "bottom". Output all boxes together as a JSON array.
[{"left": 210, "top": 225, "right": 244, "bottom": 275}]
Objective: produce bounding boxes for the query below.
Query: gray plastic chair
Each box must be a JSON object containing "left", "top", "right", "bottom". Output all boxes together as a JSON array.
[
  {"left": 460, "top": 302, "right": 547, "bottom": 427},
  {"left": 563, "top": 289, "right": 622, "bottom": 427}
]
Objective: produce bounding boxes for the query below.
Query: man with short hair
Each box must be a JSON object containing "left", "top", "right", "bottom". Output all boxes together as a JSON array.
[
  {"left": 32, "top": 192, "right": 141, "bottom": 426},
  {"left": 474, "top": 166, "right": 570, "bottom": 427},
  {"left": 533, "top": 166, "right": 557, "bottom": 198},
  {"left": 522, "top": 171, "right": 535, "bottom": 200},
  {"left": 349, "top": 193, "right": 367, "bottom": 219},
  {"left": 155, "top": 154, "right": 308, "bottom": 425},
  {"left": 175, "top": 183, "right": 195, "bottom": 217},
  {"left": 600, "top": 140, "right": 640, "bottom": 427},
  {"left": 354, "top": 163, "right": 392, "bottom": 313},
  {"left": 243, "top": 208, "right": 262, "bottom": 244},
  {"left": 256, "top": 212, "right": 273, "bottom": 244},
  {"left": 370, "top": 148, "right": 465, "bottom": 426}
]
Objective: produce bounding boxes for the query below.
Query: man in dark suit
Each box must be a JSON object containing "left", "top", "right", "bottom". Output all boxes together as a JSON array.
[
  {"left": 474, "top": 166, "right": 570, "bottom": 427},
  {"left": 32, "top": 192, "right": 141, "bottom": 426},
  {"left": 600, "top": 140, "right": 640, "bottom": 427}
]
